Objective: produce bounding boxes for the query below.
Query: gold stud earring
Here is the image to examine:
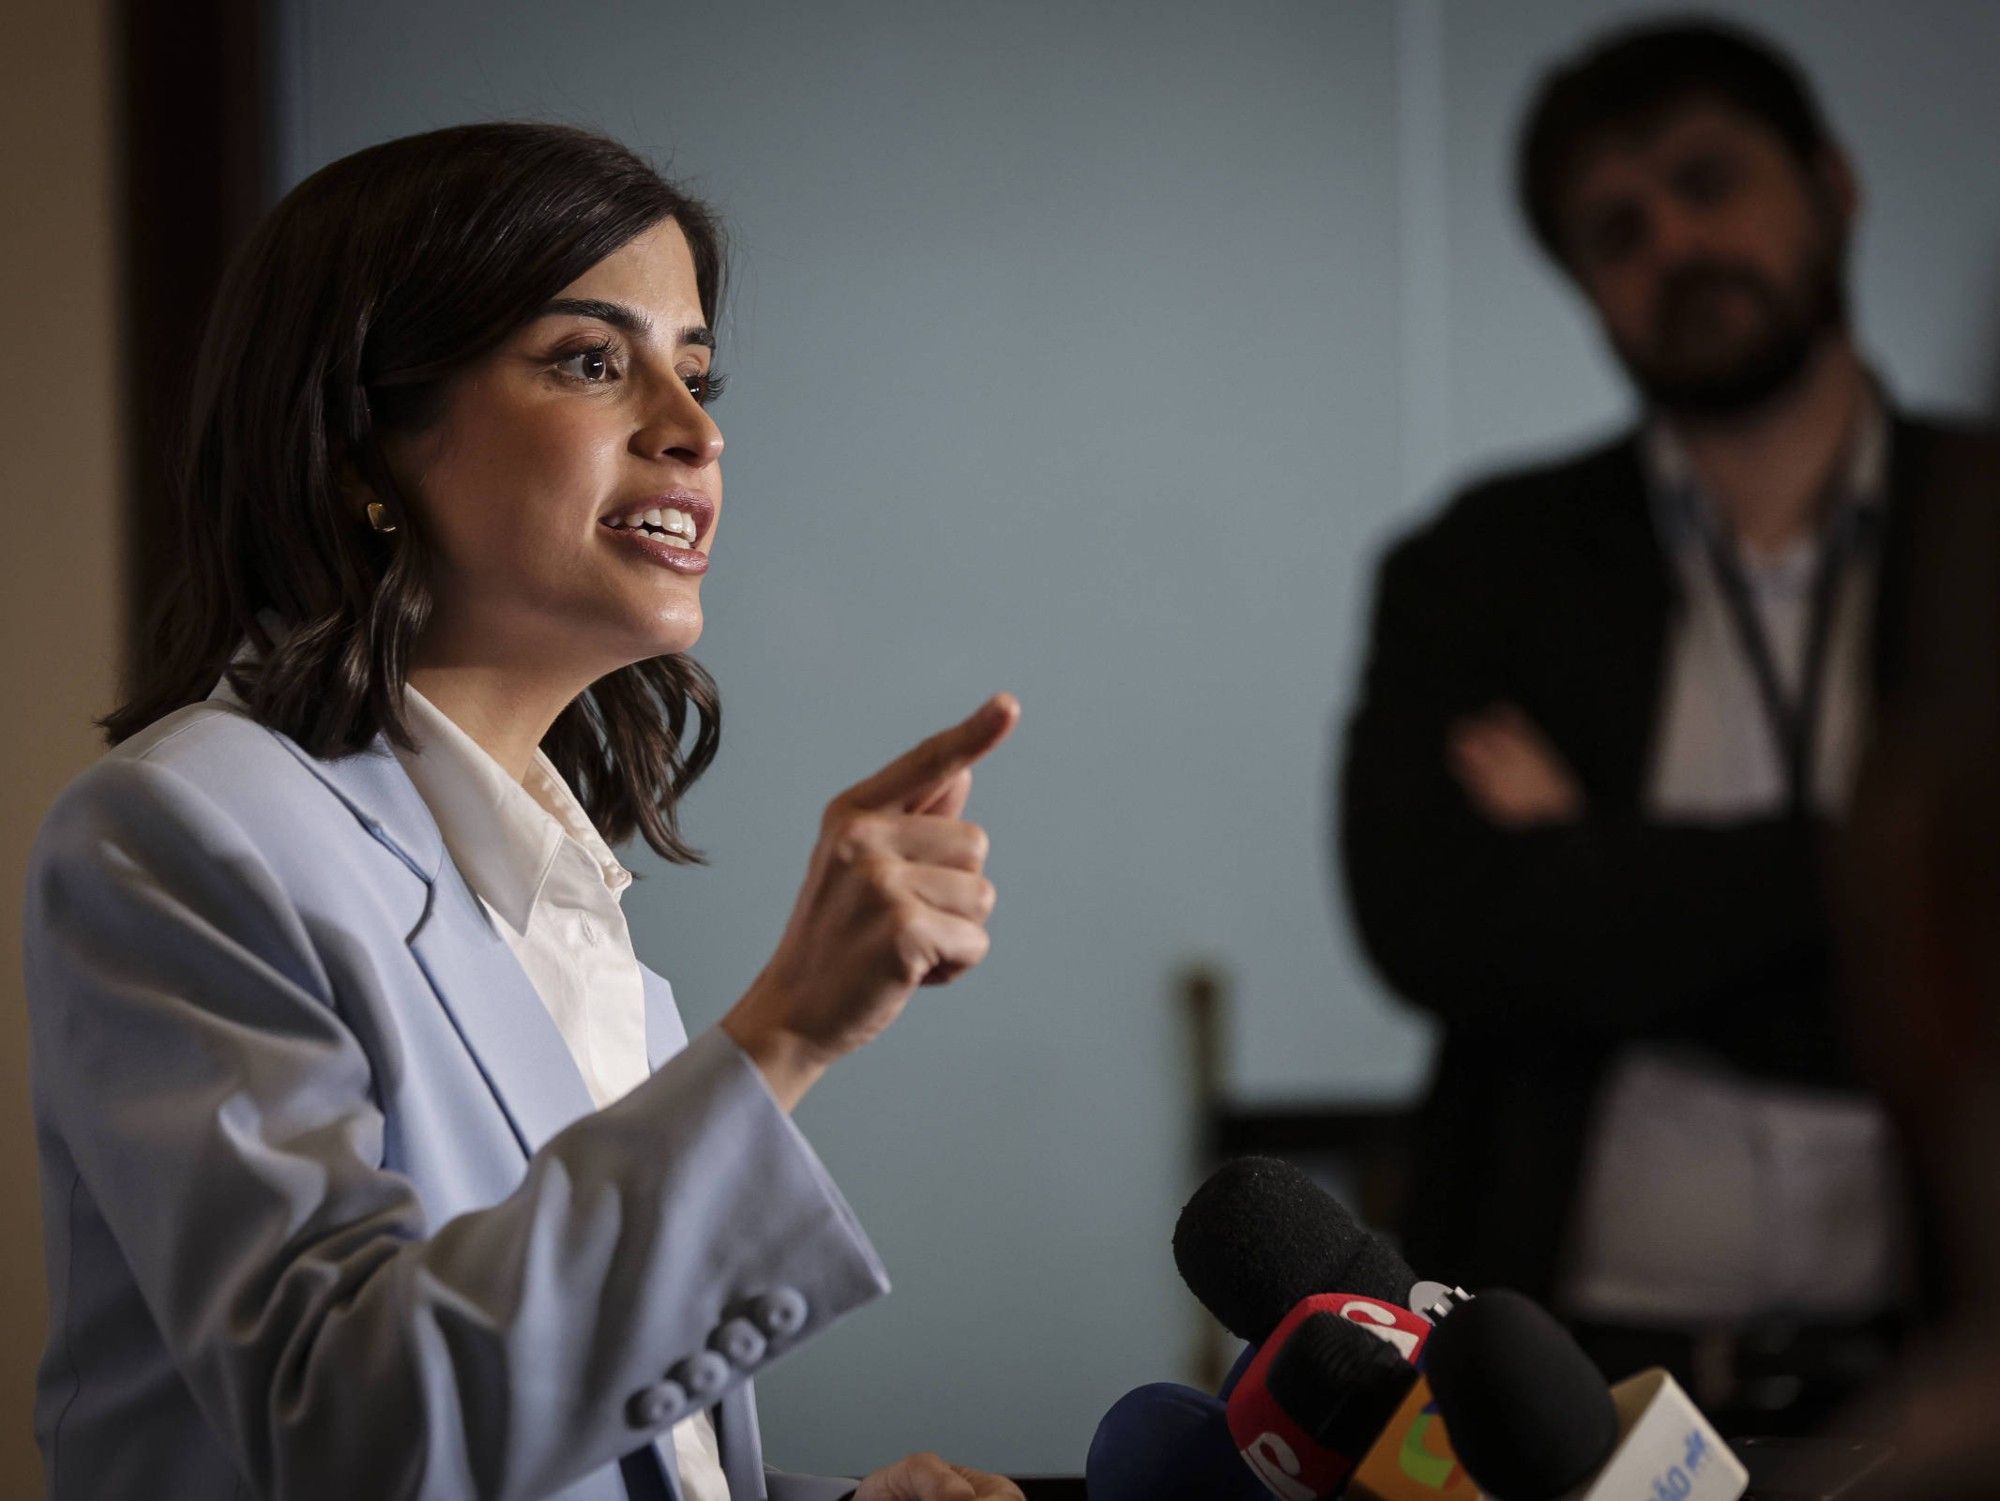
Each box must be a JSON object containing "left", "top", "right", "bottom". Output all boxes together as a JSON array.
[{"left": 366, "top": 501, "right": 398, "bottom": 534}]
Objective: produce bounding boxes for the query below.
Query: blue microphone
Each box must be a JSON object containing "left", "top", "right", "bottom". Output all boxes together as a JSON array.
[{"left": 1085, "top": 1382, "right": 1273, "bottom": 1501}]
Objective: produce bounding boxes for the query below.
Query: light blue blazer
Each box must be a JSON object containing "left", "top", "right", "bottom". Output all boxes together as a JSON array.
[{"left": 23, "top": 684, "right": 891, "bottom": 1500}]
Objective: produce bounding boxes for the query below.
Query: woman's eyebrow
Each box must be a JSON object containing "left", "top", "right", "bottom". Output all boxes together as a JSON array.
[{"left": 535, "top": 297, "right": 715, "bottom": 350}]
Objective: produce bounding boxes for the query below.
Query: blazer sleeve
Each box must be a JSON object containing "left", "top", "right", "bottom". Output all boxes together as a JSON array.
[
  {"left": 1339, "top": 522, "right": 1833, "bottom": 1060},
  {"left": 24, "top": 754, "right": 890, "bottom": 1501}
]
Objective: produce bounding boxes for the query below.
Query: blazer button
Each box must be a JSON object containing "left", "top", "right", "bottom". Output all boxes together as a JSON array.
[
  {"left": 710, "top": 1316, "right": 768, "bottom": 1368},
  {"left": 626, "top": 1379, "right": 688, "bottom": 1429},
  {"left": 752, "top": 1287, "right": 809, "bottom": 1339},
  {"left": 672, "top": 1350, "right": 731, "bottom": 1400}
]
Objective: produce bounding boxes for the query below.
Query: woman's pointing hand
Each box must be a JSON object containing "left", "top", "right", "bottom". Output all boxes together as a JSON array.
[{"left": 722, "top": 694, "right": 1020, "bottom": 1109}]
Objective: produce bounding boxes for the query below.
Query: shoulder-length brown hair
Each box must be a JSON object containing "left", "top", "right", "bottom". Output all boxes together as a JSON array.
[{"left": 104, "top": 122, "right": 723, "bottom": 864}]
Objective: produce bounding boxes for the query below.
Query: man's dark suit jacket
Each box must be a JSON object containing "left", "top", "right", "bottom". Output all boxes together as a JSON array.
[{"left": 1338, "top": 413, "right": 1997, "bottom": 1306}]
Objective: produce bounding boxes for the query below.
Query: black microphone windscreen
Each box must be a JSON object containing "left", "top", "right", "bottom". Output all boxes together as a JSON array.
[
  {"left": 1266, "top": 1311, "right": 1418, "bottom": 1454},
  {"left": 1423, "top": 1289, "right": 1618, "bottom": 1500},
  {"left": 1172, "top": 1156, "right": 1417, "bottom": 1344}
]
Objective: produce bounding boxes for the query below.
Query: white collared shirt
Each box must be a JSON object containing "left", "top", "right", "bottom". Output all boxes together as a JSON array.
[
  {"left": 1640, "top": 404, "right": 1886, "bottom": 819},
  {"left": 390, "top": 686, "right": 729, "bottom": 1501}
]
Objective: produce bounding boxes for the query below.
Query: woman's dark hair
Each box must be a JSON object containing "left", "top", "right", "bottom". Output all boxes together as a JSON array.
[
  {"left": 1517, "top": 17, "right": 1837, "bottom": 266},
  {"left": 104, "top": 121, "right": 724, "bottom": 864}
]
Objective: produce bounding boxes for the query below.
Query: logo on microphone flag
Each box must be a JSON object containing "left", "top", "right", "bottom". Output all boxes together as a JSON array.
[
  {"left": 1226, "top": 1294, "right": 1437, "bottom": 1499},
  {"left": 1559, "top": 1369, "right": 1748, "bottom": 1501},
  {"left": 1347, "top": 1377, "right": 1480, "bottom": 1500}
]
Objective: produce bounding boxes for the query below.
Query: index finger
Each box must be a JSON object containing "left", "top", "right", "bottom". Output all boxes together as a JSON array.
[{"left": 838, "top": 694, "right": 1020, "bottom": 813}]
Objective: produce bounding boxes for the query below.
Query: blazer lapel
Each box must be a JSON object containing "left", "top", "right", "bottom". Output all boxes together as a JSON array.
[
  {"left": 1560, "top": 436, "right": 1677, "bottom": 805},
  {"left": 1873, "top": 413, "right": 1951, "bottom": 703},
  {"left": 216, "top": 691, "right": 601, "bottom": 1161},
  {"left": 407, "top": 858, "right": 601, "bottom": 1158}
]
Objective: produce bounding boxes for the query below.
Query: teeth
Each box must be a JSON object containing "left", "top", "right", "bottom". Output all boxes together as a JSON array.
[{"left": 604, "top": 507, "right": 699, "bottom": 544}]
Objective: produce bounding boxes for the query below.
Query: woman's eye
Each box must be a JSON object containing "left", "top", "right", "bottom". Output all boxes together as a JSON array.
[
  {"left": 684, "top": 369, "right": 729, "bottom": 406},
  {"left": 555, "top": 345, "right": 618, "bottom": 383}
]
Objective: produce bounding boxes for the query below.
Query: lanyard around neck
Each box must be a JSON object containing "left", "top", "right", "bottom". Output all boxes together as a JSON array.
[{"left": 1694, "top": 506, "right": 1868, "bottom": 819}]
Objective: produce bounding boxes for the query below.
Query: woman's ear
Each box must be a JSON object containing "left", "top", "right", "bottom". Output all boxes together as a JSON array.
[{"left": 335, "top": 456, "right": 397, "bottom": 534}]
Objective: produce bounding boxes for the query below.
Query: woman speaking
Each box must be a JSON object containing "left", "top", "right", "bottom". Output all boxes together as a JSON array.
[{"left": 23, "top": 123, "right": 1020, "bottom": 1501}]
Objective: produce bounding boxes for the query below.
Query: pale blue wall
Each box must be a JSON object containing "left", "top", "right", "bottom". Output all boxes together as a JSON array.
[{"left": 273, "top": 0, "right": 2000, "bottom": 1473}]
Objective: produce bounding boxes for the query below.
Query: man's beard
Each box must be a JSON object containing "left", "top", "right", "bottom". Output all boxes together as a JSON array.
[{"left": 1613, "top": 243, "right": 1848, "bottom": 421}]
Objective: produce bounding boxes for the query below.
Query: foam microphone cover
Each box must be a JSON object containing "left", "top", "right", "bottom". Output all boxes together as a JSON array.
[
  {"left": 1173, "top": 1156, "right": 1417, "bottom": 1344},
  {"left": 1266, "top": 1311, "right": 1418, "bottom": 1450},
  {"left": 1422, "top": 1290, "right": 1618, "bottom": 1500}
]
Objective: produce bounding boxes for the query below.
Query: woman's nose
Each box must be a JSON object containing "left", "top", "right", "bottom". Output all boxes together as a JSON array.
[{"left": 635, "top": 385, "right": 724, "bottom": 469}]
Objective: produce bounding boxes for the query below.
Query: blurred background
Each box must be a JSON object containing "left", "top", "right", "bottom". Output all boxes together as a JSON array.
[{"left": 7, "top": 0, "right": 2000, "bottom": 1490}]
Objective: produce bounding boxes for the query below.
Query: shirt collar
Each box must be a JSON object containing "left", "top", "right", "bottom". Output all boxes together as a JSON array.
[
  {"left": 209, "top": 612, "right": 631, "bottom": 929},
  {"left": 1646, "top": 381, "right": 1889, "bottom": 559},
  {"left": 389, "top": 686, "right": 631, "bottom": 935}
]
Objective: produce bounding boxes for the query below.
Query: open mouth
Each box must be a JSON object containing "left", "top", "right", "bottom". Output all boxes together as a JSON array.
[{"left": 602, "top": 507, "right": 700, "bottom": 550}]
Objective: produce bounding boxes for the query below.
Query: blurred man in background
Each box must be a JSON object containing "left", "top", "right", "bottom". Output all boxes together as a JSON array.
[{"left": 1339, "top": 18, "right": 2000, "bottom": 1434}]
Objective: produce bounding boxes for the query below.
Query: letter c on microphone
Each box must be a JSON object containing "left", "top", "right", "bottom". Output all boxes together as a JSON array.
[{"left": 1242, "top": 1429, "right": 1318, "bottom": 1501}]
